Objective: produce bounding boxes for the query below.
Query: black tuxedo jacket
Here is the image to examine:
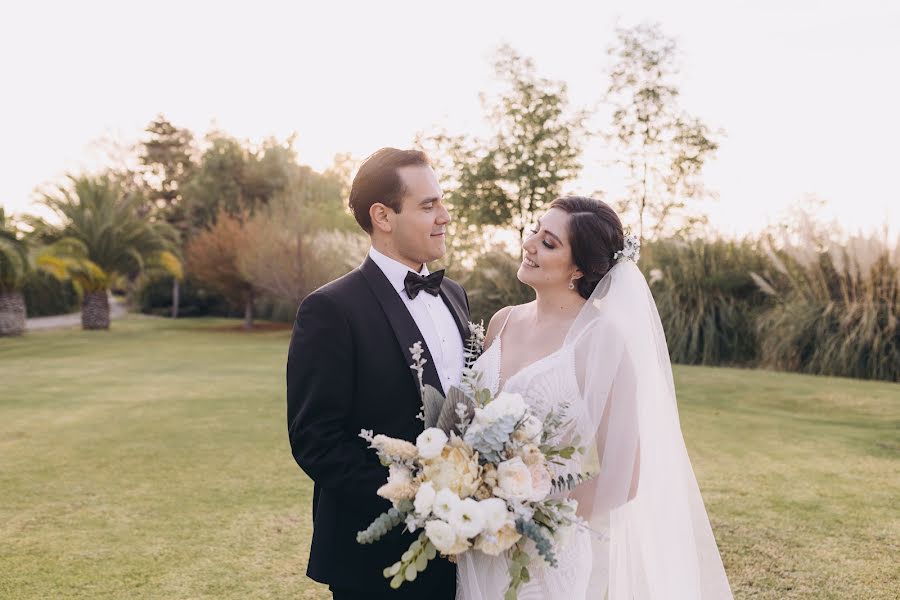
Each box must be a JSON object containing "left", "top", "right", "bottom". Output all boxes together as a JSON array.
[{"left": 287, "top": 256, "right": 469, "bottom": 596}]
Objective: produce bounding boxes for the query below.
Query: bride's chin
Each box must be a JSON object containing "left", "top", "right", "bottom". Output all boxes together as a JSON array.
[{"left": 515, "top": 267, "right": 535, "bottom": 288}]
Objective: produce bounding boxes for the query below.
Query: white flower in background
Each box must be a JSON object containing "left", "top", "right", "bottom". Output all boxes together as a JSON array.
[
  {"left": 495, "top": 457, "right": 534, "bottom": 501},
  {"left": 477, "top": 392, "right": 526, "bottom": 425},
  {"left": 513, "top": 414, "right": 543, "bottom": 442},
  {"left": 414, "top": 481, "right": 437, "bottom": 517},
  {"left": 649, "top": 268, "right": 663, "bottom": 284},
  {"left": 416, "top": 428, "right": 448, "bottom": 459},
  {"left": 424, "top": 519, "right": 457, "bottom": 554},
  {"left": 447, "top": 497, "right": 486, "bottom": 539},
  {"left": 432, "top": 488, "right": 461, "bottom": 521},
  {"left": 478, "top": 497, "right": 513, "bottom": 532}
]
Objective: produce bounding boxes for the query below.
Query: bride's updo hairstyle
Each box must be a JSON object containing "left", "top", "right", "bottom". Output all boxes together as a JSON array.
[{"left": 549, "top": 196, "right": 625, "bottom": 300}]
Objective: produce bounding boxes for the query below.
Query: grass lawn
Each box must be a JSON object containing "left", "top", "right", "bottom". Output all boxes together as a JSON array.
[{"left": 1, "top": 315, "right": 898, "bottom": 599}]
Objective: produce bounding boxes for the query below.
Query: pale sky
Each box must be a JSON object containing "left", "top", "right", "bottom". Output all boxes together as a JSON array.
[{"left": 2, "top": 0, "right": 898, "bottom": 237}]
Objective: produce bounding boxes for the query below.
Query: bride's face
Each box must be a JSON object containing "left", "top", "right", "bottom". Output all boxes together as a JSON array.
[{"left": 517, "top": 208, "right": 582, "bottom": 292}]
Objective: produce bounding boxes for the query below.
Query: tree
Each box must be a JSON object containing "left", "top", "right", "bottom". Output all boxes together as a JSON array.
[
  {"left": 0, "top": 208, "right": 30, "bottom": 336},
  {"left": 238, "top": 187, "right": 364, "bottom": 312},
  {"left": 40, "top": 175, "right": 182, "bottom": 330},
  {"left": 139, "top": 115, "right": 196, "bottom": 318},
  {"left": 422, "top": 45, "right": 586, "bottom": 251},
  {"left": 604, "top": 23, "right": 721, "bottom": 241},
  {"left": 181, "top": 133, "right": 294, "bottom": 231},
  {"left": 185, "top": 212, "right": 259, "bottom": 329}
]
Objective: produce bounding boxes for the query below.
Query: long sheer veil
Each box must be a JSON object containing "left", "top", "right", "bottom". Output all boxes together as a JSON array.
[{"left": 567, "top": 260, "right": 733, "bottom": 599}]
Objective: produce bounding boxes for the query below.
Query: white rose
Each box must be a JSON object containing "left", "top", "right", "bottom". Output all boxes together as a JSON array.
[
  {"left": 496, "top": 457, "right": 534, "bottom": 501},
  {"left": 479, "top": 392, "right": 526, "bottom": 424},
  {"left": 432, "top": 488, "right": 461, "bottom": 521},
  {"left": 424, "top": 519, "right": 458, "bottom": 554},
  {"left": 478, "top": 497, "right": 513, "bottom": 532},
  {"left": 414, "top": 481, "right": 437, "bottom": 517},
  {"left": 416, "top": 428, "right": 448, "bottom": 460},
  {"left": 447, "top": 497, "right": 486, "bottom": 539},
  {"left": 515, "top": 414, "right": 543, "bottom": 442}
]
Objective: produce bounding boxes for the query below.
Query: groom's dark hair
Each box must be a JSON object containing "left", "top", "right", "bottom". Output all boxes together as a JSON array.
[
  {"left": 550, "top": 196, "right": 625, "bottom": 299},
  {"left": 348, "top": 147, "right": 431, "bottom": 233}
]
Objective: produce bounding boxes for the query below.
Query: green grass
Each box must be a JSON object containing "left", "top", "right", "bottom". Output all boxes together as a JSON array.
[{"left": 1, "top": 316, "right": 898, "bottom": 599}]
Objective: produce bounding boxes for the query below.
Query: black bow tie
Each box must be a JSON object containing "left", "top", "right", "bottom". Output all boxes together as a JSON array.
[{"left": 404, "top": 269, "right": 445, "bottom": 300}]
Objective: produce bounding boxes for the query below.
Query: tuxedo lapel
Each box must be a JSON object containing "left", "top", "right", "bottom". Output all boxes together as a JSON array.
[
  {"left": 360, "top": 257, "right": 445, "bottom": 397},
  {"left": 439, "top": 283, "right": 469, "bottom": 344}
]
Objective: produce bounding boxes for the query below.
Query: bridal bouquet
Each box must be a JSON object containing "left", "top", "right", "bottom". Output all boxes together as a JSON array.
[{"left": 357, "top": 323, "right": 587, "bottom": 599}]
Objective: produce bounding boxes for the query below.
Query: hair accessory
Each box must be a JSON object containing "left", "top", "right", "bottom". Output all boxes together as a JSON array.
[{"left": 613, "top": 231, "right": 641, "bottom": 264}]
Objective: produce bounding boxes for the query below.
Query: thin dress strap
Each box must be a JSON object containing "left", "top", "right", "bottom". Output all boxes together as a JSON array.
[{"left": 497, "top": 306, "right": 515, "bottom": 337}]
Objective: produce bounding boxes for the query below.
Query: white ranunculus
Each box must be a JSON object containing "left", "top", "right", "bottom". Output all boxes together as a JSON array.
[
  {"left": 414, "top": 481, "right": 437, "bottom": 517},
  {"left": 515, "top": 414, "right": 543, "bottom": 442},
  {"left": 432, "top": 488, "right": 461, "bottom": 521},
  {"left": 424, "top": 519, "right": 458, "bottom": 554},
  {"left": 416, "top": 427, "right": 448, "bottom": 459},
  {"left": 496, "top": 457, "right": 534, "bottom": 501},
  {"left": 447, "top": 497, "right": 485, "bottom": 539},
  {"left": 478, "top": 497, "right": 513, "bottom": 532}
]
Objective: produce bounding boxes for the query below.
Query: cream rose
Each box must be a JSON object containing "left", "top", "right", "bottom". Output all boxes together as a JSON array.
[
  {"left": 527, "top": 462, "right": 553, "bottom": 502},
  {"left": 496, "top": 457, "right": 534, "bottom": 501}
]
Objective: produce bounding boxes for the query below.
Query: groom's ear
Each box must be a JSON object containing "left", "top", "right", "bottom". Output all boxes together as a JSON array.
[{"left": 370, "top": 202, "right": 393, "bottom": 233}]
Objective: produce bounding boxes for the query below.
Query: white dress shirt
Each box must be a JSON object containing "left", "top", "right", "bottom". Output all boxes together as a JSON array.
[{"left": 369, "top": 246, "right": 465, "bottom": 392}]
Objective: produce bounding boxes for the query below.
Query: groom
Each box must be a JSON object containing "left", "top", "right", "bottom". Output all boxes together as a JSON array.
[{"left": 287, "top": 148, "right": 468, "bottom": 599}]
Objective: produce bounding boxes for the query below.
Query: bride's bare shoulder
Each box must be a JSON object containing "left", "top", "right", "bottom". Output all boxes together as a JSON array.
[
  {"left": 484, "top": 302, "right": 535, "bottom": 348},
  {"left": 484, "top": 303, "right": 531, "bottom": 349}
]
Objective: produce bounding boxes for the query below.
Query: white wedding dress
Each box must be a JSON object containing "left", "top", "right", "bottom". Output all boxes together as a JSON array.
[
  {"left": 456, "top": 262, "right": 734, "bottom": 600},
  {"left": 456, "top": 307, "right": 595, "bottom": 599}
]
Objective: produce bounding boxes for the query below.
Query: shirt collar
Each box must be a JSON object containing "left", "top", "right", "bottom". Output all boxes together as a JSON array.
[{"left": 368, "top": 246, "right": 430, "bottom": 294}]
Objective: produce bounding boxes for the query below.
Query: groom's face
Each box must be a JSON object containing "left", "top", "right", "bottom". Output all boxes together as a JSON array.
[{"left": 386, "top": 165, "right": 449, "bottom": 268}]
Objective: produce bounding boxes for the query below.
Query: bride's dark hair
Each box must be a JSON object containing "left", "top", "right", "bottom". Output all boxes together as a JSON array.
[{"left": 549, "top": 196, "right": 625, "bottom": 299}]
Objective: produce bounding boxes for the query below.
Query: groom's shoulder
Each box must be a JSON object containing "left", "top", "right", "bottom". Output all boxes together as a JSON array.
[{"left": 297, "top": 268, "right": 367, "bottom": 314}]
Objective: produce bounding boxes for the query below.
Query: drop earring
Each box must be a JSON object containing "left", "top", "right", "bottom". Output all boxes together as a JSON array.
[{"left": 568, "top": 279, "right": 576, "bottom": 290}]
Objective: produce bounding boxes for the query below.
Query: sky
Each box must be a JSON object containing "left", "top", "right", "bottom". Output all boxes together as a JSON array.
[{"left": 2, "top": 0, "right": 898, "bottom": 238}]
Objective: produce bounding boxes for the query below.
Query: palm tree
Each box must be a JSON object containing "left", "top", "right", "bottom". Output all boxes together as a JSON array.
[
  {"left": 0, "top": 208, "right": 29, "bottom": 336},
  {"left": 41, "top": 174, "right": 182, "bottom": 330}
]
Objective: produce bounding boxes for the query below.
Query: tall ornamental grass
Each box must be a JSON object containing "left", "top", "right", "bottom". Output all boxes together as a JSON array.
[
  {"left": 751, "top": 217, "right": 900, "bottom": 382},
  {"left": 644, "top": 238, "right": 770, "bottom": 366}
]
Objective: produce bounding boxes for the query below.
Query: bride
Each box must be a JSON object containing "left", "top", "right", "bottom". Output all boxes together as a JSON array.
[{"left": 457, "top": 197, "right": 733, "bottom": 599}]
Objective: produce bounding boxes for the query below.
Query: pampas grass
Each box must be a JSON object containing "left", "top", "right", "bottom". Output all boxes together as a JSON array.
[{"left": 752, "top": 212, "right": 900, "bottom": 382}]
